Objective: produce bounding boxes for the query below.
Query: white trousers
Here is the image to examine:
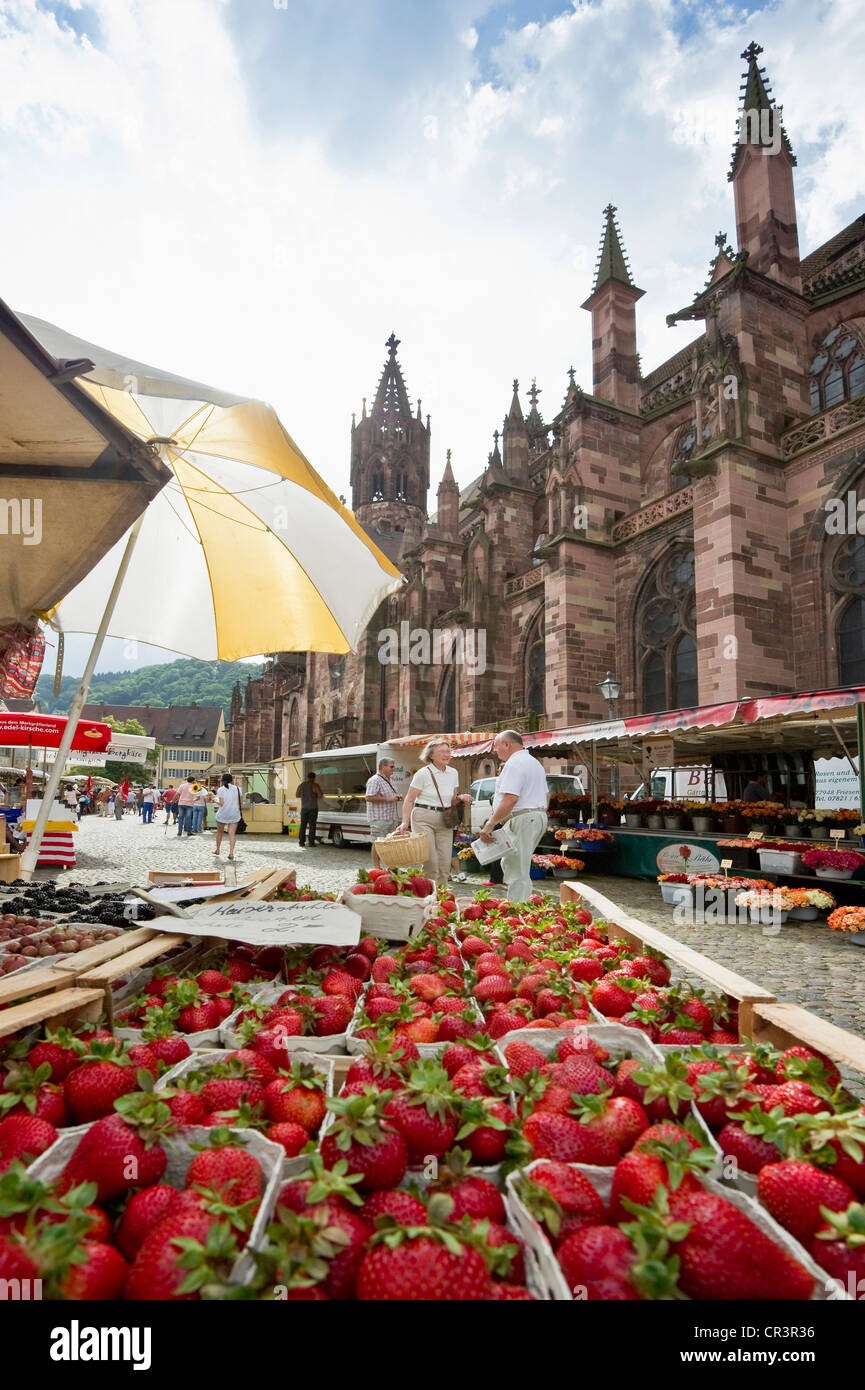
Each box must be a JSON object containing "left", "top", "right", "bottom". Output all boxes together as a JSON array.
[{"left": 500, "top": 811, "right": 548, "bottom": 903}]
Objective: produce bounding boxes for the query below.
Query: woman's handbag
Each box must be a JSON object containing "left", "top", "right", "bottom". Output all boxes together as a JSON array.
[
  {"left": 234, "top": 785, "right": 247, "bottom": 834},
  {"left": 429, "top": 768, "right": 462, "bottom": 829}
]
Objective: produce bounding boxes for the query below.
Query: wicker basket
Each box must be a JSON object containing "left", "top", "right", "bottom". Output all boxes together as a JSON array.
[{"left": 372, "top": 828, "right": 430, "bottom": 868}]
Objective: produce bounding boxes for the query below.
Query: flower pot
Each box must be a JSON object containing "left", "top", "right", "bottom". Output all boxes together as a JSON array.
[
  {"left": 722, "top": 816, "right": 746, "bottom": 833},
  {"left": 529, "top": 866, "right": 550, "bottom": 880},
  {"left": 659, "top": 882, "right": 692, "bottom": 904},
  {"left": 663, "top": 815, "right": 685, "bottom": 831},
  {"left": 726, "top": 847, "right": 758, "bottom": 870},
  {"left": 758, "top": 849, "right": 802, "bottom": 875},
  {"left": 748, "top": 823, "right": 770, "bottom": 835},
  {"left": 623, "top": 814, "right": 644, "bottom": 828},
  {"left": 788, "top": 906, "right": 819, "bottom": 920},
  {"left": 646, "top": 815, "right": 665, "bottom": 829},
  {"left": 782, "top": 824, "right": 802, "bottom": 838},
  {"left": 690, "top": 817, "right": 716, "bottom": 835},
  {"left": 815, "top": 867, "right": 854, "bottom": 880},
  {"left": 810, "top": 826, "right": 827, "bottom": 838},
  {"left": 553, "top": 867, "right": 576, "bottom": 879}
]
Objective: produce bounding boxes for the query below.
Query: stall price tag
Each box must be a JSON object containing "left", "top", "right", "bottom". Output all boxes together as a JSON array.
[
  {"left": 747, "top": 831, "right": 765, "bottom": 840},
  {"left": 720, "top": 858, "right": 733, "bottom": 873},
  {"left": 830, "top": 828, "right": 846, "bottom": 841}
]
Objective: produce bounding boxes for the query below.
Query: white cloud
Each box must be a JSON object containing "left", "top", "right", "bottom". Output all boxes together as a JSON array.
[{"left": 0, "top": 0, "right": 861, "bottom": 535}]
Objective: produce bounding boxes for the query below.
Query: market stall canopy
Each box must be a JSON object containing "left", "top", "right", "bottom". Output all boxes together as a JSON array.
[
  {"left": 0, "top": 711, "right": 112, "bottom": 752},
  {"left": 520, "top": 688, "right": 865, "bottom": 763},
  {"left": 21, "top": 313, "right": 404, "bottom": 659},
  {"left": 0, "top": 300, "right": 170, "bottom": 626},
  {"left": 385, "top": 731, "right": 498, "bottom": 758}
]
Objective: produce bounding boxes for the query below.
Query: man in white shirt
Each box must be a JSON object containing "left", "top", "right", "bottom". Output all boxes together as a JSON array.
[{"left": 478, "top": 730, "right": 548, "bottom": 903}]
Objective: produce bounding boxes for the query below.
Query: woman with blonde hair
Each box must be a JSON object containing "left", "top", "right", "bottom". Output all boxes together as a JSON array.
[{"left": 398, "top": 738, "right": 471, "bottom": 886}]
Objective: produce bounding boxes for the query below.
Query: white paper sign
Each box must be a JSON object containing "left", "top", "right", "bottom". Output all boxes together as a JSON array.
[{"left": 156, "top": 898, "right": 362, "bottom": 947}]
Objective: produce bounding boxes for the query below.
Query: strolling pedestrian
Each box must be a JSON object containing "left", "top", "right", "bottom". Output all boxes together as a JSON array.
[
  {"left": 191, "top": 782, "right": 207, "bottom": 834},
  {"left": 175, "top": 777, "right": 196, "bottom": 837},
  {"left": 113, "top": 788, "right": 124, "bottom": 821},
  {"left": 295, "top": 771, "right": 323, "bottom": 848},
  {"left": 398, "top": 740, "right": 471, "bottom": 886},
  {"left": 477, "top": 730, "right": 548, "bottom": 903},
  {"left": 162, "top": 785, "right": 177, "bottom": 824},
  {"left": 365, "top": 758, "right": 402, "bottom": 868},
  {"left": 212, "top": 773, "right": 241, "bottom": 861},
  {"left": 141, "top": 783, "right": 157, "bottom": 825}
]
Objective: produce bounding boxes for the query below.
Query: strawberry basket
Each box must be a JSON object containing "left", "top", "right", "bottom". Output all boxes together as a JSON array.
[
  {"left": 504, "top": 1159, "right": 850, "bottom": 1301},
  {"left": 371, "top": 828, "right": 431, "bottom": 870},
  {"left": 27, "top": 1121, "right": 286, "bottom": 1288},
  {"left": 344, "top": 982, "right": 486, "bottom": 1060},
  {"left": 220, "top": 980, "right": 363, "bottom": 1056},
  {"left": 339, "top": 888, "right": 437, "bottom": 943}
]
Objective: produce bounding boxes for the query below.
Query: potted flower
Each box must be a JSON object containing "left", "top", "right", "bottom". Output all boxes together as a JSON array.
[
  {"left": 784, "top": 886, "right": 836, "bottom": 921},
  {"left": 740, "top": 801, "right": 782, "bottom": 835},
  {"left": 735, "top": 886, "right": 795, "bottom": 925},
  {"left": 686, "top": 801, "right": 717, "bottom": 835},
  {"left": 657, "top": 872, "right": 691, "bottom": 904},
  {"left": 833, "top": 808, "right": 860, "bottom": 838},
  {"left": 778, "top": 807, "right": 802, "bottom": 838},
  {"left": 659, "top": 801, "right": 686, "bottom": 832},
  {"left": 721, "top": 801, "right": 746, "bottom": 834},
  {"left": 618, "top": 799, "right": 643, "bottom": 828},
  {"left": 530, "top": 853, "right": 552, "bottom": 880},
  {"left": 717, "top": 836, "right": 758, "bottom": 870},
  {"left": 566, "top": 827, "right": 614, "bottom": 851},
  {"left": 595, "top": 799, "right": 614, "bottom": 827},
  {"left": 827, "top": 904, "right": 865, "bottom": 940},
  {"left": 855, "top": 822, "right": 865, "bottom": 849},
  {"left": 545, "top": 853, "right": 585, "bottom": 879},
  {"left": 801, "top": 847, "right": 865, "bottom": 880}
]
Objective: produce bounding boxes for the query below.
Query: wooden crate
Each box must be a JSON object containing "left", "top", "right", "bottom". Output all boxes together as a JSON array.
[
  {"left": 0, "top": 853, "right": 21, "bottom": 883},
  {"left": 749, "top": 1001, "right": 865, "bottom": 1078},
  {"left": 559, "top": 880, "right": 777, "bottom": 1024},
  {"left": 0, "top": 965, "right": 104, "bottom": 1039}
]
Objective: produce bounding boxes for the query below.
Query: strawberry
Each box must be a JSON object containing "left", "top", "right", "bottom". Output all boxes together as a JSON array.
[
  {"left": 59, "top": 1103, "right": 170, "bottom": 1203},
  {"left": 126, "top": 1044, "right": 162, "bottom": 1079},
  {"left": 185, "top": 1141, "right": 263, "bottom": 1207},
  {"left": 200, "top": 1077, "right": 266, "bottom": 1114},
  {"left": 322, "top": 970, "right": 363, "bottom": 1001},
  {"left": 572, "top": 1094, "right": 649, "bottom": 1155},
  {"left": 148, "top": 1036, "right": 192, "bottom": 1067},
  {"left": 503, "top": 1040, "right": 548, "bottom": 1078},
  {"left": 177, "top": 1001, "right": 221, "bottom": 1033},
  {"left": 268, "top": 1122, "right": 310, "bottom": 1157},
  {"left": 629, "top": 955, "right": 671, "bottom": 986},
  {"left": 0, "top": 1063, "right": 67, "bottom": 1128},
  {"left": 553, "top": 1055, "right": 616, "bottom": 1096},
  {"left": 757, "top": 1159, "right": 856, "bottom": 1242},
  {"left": 251, "top": 1026, "right": 299, "bottom": 1069},
  {"left": 320, "top": 1093, "right": 408, "bottom": 1190},
  {"left": 165, "top": 1090, "right": 208, "bottom": 1125},
  {"left": 310, "top": 997, "right": 354, "bottom": 1037},
  {"left": 776, "top": 1045, "right": 841, "bottom": 1091},
  {"left": 115, "top": 1185, "right": 180, "bottom": 1260},
  {"left": 264, "top": 1069, "right": 326, "bottom": 1133},
  {"left": 431, "top": 1171, "right": 505, "bottom": 1222},
  {"left": 63, "top": 1050, "right": 140, "bottom": 1124},
  {"left": 523, "top": 1110, "right": 616, "bottom": 1165},
  {"left": 384, "top": 1064, "right": 458, "bottom": 1160},
  {"left": 394, "top": 1018, "right": 438, "bottom": 1045},
  {"left": 556, "top": 1225, "right": 643, "bottom": 1300},
  {"left": 371, "top": 955, "right": 398, "bottom": 982},
  {"left": 610, "top": 1145, "right": 703, "bottom": 1222},
  {"left": 591, "top": 981, "right": 632, "bottom": 1018},
  {"left": 27, "top": 1030, "right": 82, "bottom": 1082},
  {"left": 56, "top": 1240, "right": 128, "bottom": 1300},
  {"left": 772, "top": 1080, "right": 830, "bottom": 1118},
  {"left": 558, "top": 1035, "right": 611, "bottom": 1065},
  {"left": 660, "top": 1026, "right": 706, "bottom": 1047},
  {"left": 0, "top": 1231, "right": 39, "bottom": 1285},
  {"left": 125, "top": 1208, "right": 237, "bottom": 1301},
  {"left": 487, "top": 1009, "right": 530, "bottom": 1040},
  {"left": 473, "top": 976, "right": 516, "bottom": 1005},
  {"left": 226, "top": 1049, "right": 278, "bottom": 1086},
  {"left": 459, "top": 1099, "right": 515, "bottom": 1165},
  {"left": 196, "top": 970, "right": 233, "bottom": 995},
  {"left": 0, "top": 1113, "right": 58, "bottom": 1172},
  {"left": 360, "top": 1189, "right": 427, "bottom": 1227},
  {"left": 356, "top": 1230, "right": 490, "bottom": 1300},
  {"left": 520, "top": 1160, "right": 606, "bottom": 1244},
  {"left": 669, "top": 1186, "right": 815, "bottom": 1299},
  {"left": 677, "top": 998, "right": 714, "bottom": 1034},
  {"left": 811, "top": 1203, "right": 865, "bottom": 1293},
  {"left": 471, "top": 1217, "right": 525, "bottom": 1283},
  {"left": 717, "top": 1121, "right": 780, "bottom": 1175}
]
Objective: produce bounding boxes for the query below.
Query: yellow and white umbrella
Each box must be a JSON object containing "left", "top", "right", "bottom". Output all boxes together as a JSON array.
[{"left": 23, "top": 313, "right": 403, "bottom": 659}]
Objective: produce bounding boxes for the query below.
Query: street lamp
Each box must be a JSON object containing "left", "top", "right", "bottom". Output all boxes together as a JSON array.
[{"left": 596, "top": 672, "right": 622, "bottom": 801}]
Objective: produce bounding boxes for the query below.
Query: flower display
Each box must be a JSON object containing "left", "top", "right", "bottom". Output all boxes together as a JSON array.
[
  {"left": 734, "top": 888, "right": 797, "bottom": 910},
  {"left": 827, "top": 905, "right": 865, "bottom": 932},
  {"left": 564, "top": 827, "right": 614, "bottom": 844},
  {"left": 783, "top": 887, "right": 836, "bottom": 910},
  {"left": 688, "top": 874, "right": 775, "bottom": 890},
  {"left": 740, "top": 801, "right": 785, "bottom": 820},
  {"left": 533, "top": 853, "right": 585, "bottom": 871},
  {"left": 834, "top": 808, "right": 861, "bottom": 823},
  {"left": 657, "top": 872, "right": 689, "bottom": 883},
  {"left": 716, "top": 838, "right": 756, "bottom": 849},
  {"left": 801, "top": 848, "right": 865, "bottom": 871},
  {"left": 752, "top": 839, "right": 813, "bottom": 852}
]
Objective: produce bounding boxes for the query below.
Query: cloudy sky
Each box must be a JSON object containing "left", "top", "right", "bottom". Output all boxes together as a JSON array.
[{"left": 2, "top": 0, "right": 863, "bottom": 673}]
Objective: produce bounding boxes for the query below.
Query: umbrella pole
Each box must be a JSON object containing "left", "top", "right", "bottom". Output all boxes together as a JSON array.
[{"left": 20, "top": 516, "right": 145, "bottom": 880}]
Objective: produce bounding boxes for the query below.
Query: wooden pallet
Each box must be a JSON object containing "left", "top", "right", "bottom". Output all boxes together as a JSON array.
[
  {"left": 748, "top": 1001, "right": 865, "bottom": 1077},
  {"left": 0, "top": 966, "right": 104, "bottom": 1039},
  {"left": 559, "top": 880, "right": 777, "bottom": 1025}
]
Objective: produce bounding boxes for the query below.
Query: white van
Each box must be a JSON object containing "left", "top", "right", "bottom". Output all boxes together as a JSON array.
[
  {"left": 469, "top": 772, "right": 585, "bottom": 833},
  {"left": 627, "top": 767, "right": 723, "bottom": 803}
]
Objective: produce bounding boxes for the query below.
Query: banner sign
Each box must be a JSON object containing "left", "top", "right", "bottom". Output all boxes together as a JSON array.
[{"left": 155, "top": 899, "right": 362, "bottom": 948}]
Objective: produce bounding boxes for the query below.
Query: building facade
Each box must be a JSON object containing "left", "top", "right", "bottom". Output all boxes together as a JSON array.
[
  {"left": 228, "top": 45, "right": 865, "bottom": 780},
  {"left": 82, "top": 703, "right": 226, "bottom": 785}
]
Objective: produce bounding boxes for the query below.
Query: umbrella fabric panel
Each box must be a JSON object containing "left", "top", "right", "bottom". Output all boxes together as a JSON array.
[{"left": 0, "top": 713, "right": 112, "bottom": 751}]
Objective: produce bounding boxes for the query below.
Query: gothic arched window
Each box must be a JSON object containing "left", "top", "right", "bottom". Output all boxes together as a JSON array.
[
  {"left": 395, "top": 468, "right": 408, "bottom": 502},
  {"left": 371, "top": 467, "right": 385, "bottom": 502},
  {"left": 287, "top": 702, "right": 299, "bottom": 756},
  {"left": 328, "top": 654, "right": 346, "bottom": 689},
  {"left": 440, "top": 668, "right": 456, "bottom": 732},
  {"left": 637, "top": 546, "right": 696, "bottom": 713},
  {"left": 810, "top": 327, "right": 865, "bottom": 414},
  {"left": 525, "top": 612, "right": 545, "bottom": 715},
  {"left": 833, "top": 534, "right": 865, "bottom": 684}
]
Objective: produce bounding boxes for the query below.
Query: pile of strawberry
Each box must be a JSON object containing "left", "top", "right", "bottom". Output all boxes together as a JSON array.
[
  {"left": 514, "top": 1136, "right": 818, "bottom": 1300},
  {"left": 0, "top": 1021, "right": 194, "bottom": 1170},
  {"left": 114, "top": 952, "right": 284, "bottom": 1037},
  {"left": 349, "top": 867, "right": 435, "bottom": 898},
  {"left": 643, "top": 1038, "right": 865, "bottom": 1292},
  {"left": 0, "top": 1096, "right": 273, "bottom": 1300},
  {"left": 349, "top": 925, "right": 491, "bottom": 1050},
  {"left": 156, "top": 1051, "right": 330, "bottom": 1158},
  {"left": 275, "top": 883, "right": 337, "bottom": 902}
]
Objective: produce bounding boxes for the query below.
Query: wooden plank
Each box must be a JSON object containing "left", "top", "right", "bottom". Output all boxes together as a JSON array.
[
  {"left": 77, "top": 933, "right": 190, "bottom": 988},
  {"left": 749, "top": 1001, "right": 865, "bottom": 1078},
  {"left": 0, "top": 987, "right": 105, "bottom": 1040},
  {"left": 50, "top": 927, "right": 162, "bottom": 975},
  {"left": 0, "top": 965, "right": 71, "bottom": 1007},
  {"left": 559, "top": 880, "right": 777, "bottom": 1006}
]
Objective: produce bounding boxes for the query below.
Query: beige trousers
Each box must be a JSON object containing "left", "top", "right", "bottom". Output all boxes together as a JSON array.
[
  {"left": 411, "top": 805, "right": 454, "bottom": 885},
  {"left": 500, "top": 810, "right": 548, "bottom": 903}
]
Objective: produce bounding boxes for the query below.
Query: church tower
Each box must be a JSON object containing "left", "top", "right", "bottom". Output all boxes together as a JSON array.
[{"left": 350, "top": 333, "right": 431, "bottom": 562}]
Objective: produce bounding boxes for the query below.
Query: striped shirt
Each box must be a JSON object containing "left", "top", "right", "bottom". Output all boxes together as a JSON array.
[{"left": 365, "top": 773, "right": 401, "bottom": 822}]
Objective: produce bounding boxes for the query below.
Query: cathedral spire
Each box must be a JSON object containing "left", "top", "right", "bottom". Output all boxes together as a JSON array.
[
  {"left": 507, "top": 378, "right": 523, "bottom": 422},
  {"left": 371, "top": 331, "right": 413, "bottom": 427},
  {"left": 591, "top": 204, "right": 635, "bottom": 293},
  {"left": 729, "top": 41, "right": 795, "bottom": 180},
  {"left": 728, "top": 43, "right": 800, "bottom": 288}
]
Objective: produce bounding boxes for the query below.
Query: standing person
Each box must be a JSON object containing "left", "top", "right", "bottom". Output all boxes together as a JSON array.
[
  {"left": 398, "top": 740, "right": 471, "bottom": 886},
  {"left": 365, "top": 758, "right": 402, "bottom": 868},
  {"left": 141, "top": 783, "right": 157, "bottom": 825},
  {"left": 212, "top": 773, "right": 241, "bottom": 861},
  {"left": 175, "top": 777, "right": 196, "bottom": 837},
  {"left": 162, "top": 785, "right": 176, "bottom": 824},
  {"left": 477, "top": 730, "right": 548, "bottom": 904},
  {"left": 295, "top": 771, "right": 323, "bottom": 848},
  {"left": 742, "top": 771, "right": 769, "bottom": 803},
  {"left": 113, "top": 787, "right": 124, "bottom": 821},
  {"left": 64, "top": 785, "right": 78, "bottom": 813},
  {"left": 191, "top": 782, "right": 207, "bottom": 834}
]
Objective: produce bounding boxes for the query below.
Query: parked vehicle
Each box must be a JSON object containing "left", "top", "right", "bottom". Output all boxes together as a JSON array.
[
  {"left": 296, "top": 742, "right": 412, "bottom": 847},
  {"left": 468, "top": 772, "right": 584, "bottom": 833}
]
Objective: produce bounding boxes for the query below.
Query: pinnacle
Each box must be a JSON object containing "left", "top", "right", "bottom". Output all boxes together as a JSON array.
[
  {"left": 729, "top": 42, "right": 795, "bottom": 179},
  {"left": 591, "top": 204, "right": 634, "bottom": 292},
  {"left": 439, "top": 448, "right": 456, "bottom": 487},
  {"left": 507, "top": 378, "right": 523, "bottom": 422}
]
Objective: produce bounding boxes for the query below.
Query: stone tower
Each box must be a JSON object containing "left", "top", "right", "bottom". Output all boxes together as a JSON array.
[
  {"left": 581, "top": 205, "right": 644, "bottom": 411},
  {"left": 350, "top": 333, "right": 431, "bottom": 562}
]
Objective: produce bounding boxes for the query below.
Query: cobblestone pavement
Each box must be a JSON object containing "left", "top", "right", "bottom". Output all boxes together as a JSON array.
[{"left": 31, "top": 817, "right": 865, "bottom": 1038}]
